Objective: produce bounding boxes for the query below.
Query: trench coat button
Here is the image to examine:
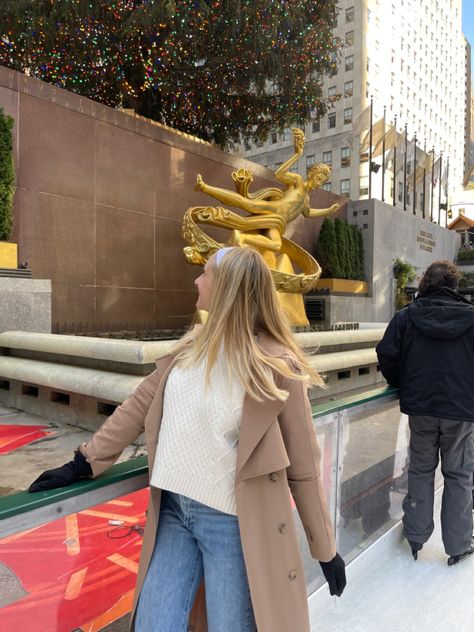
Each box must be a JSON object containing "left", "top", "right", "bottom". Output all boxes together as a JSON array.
[
  {"left": 278, "top": 523, "right": 288, "bottom": 534},
  {"left": 269, "top": 472, "right": 278, "bottom": 482},
  {"left": 288, "top": 570, "right": 297, "bottom": 580}
]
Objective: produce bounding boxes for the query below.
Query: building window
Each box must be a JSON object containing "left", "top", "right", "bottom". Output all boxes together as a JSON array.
[
  {"left": 270, "top": 130, "right": 277, "bottom": 144},
  {"left": 341, "top": 179, "right": 351, "bottom": 198},
  {"left": 343, "top": 107, "right": 353, "bottom": 124},
  {"left": 282, "top": 128, "right": 291, "bottom": 142},
  {"left": 328, "top": 113, "right": 336, "bottom": 129},
  {"left": 322, "top": 151, "right": 332, "bottom": 165},
  {"left": 306, "top": 154, "right": 315, "bottom": 168},
  {"left": 345, "top": 55, "right": 354, "bottom": 71},
  {"left": 312, "top": 119, "right": 320, "bottom": 133},
  {"left": 341, "top": 147, "right": 351, "bottom": 167},
  {"left": 275, "top": 162, "right": 282, "bottom": 170},
  {"left": 346, "top": 6, "right": 354, "bottom": 23},
  {"left": 344, "top": 80, "right": 353, "bottom": 97},
  {"left": 398, "top": 182, "right": 403, "bottom": 202},
  {"left": 328, "top": 86, "right": 337, "bottom": 98},
  {"left": 345, "top": 30, "right": 354, "bottom": 47},
  {"left": 244, "top": 138, "right": 251, "bottom": 151},
  {"left": 322, "top": 182, "right": 331, "bottom": 192},
  {"left": 360, "top": 176, "right": 369, "bottom": 196}
]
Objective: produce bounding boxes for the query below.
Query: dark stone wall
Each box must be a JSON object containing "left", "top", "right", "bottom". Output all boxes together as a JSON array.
[{"left": 0, "top": 65, "right": 346, "bottom": 330}]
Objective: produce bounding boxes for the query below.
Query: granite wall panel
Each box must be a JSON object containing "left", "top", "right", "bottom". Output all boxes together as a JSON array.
[{"left": 0, "top": 65, "right": 343, "bottom": 330}]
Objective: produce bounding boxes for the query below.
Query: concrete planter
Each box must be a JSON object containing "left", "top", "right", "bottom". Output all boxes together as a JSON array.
[
  {"left": 0, "top": 241, "right": 18, "bottom": 269},
  {"left": 316, "top": 278, "right": 369, "bottom": 294}
]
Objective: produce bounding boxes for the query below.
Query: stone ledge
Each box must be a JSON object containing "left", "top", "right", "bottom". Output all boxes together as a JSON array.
[
  {"left": 0, "top": 356, "right": 141, "bottom": 403},
  {"left": 0, "top": 329, "right": 385, "bottom": 370}
]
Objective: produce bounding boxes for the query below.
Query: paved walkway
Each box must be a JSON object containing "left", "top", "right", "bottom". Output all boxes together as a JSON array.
[{"left": 0, "top": 405, "right": 142, "bottom": 494}]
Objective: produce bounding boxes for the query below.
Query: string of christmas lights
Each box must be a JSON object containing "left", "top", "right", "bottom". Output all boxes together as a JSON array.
[{"left": 0, "top": 0, "right": 341, "bottom": 146}]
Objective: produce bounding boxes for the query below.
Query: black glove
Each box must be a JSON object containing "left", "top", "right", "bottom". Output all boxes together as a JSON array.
[
  {"left": 29, "top": 451, "right": 93, "bottom": 493},
  {"left": 320, "top": 552, "right": 346, "bottom": 597}
]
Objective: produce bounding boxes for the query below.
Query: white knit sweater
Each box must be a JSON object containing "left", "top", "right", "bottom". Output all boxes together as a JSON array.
[{"left": 150, "top": 350, "right": 245, "bottom": 515}]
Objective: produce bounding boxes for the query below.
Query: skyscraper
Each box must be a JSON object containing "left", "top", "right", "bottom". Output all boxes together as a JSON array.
[{"left": 240, "top": 0, "right": 469, "bottom": 221}]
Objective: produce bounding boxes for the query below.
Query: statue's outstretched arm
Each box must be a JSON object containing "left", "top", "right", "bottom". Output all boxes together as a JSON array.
[
  {"left": 273, "top": 128, "right": 305, "bottom": 186},
  {"left": 304, "top": 203, "right": 341, "bottom": 218}
]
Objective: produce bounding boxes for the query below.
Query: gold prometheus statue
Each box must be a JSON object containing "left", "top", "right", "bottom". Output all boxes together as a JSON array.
[{"left": 182, "top": 127, "right": 341, "bottom": 326}]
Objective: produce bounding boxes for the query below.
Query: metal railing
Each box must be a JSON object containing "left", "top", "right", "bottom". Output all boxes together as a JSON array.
[{"left": 0, "top": 386, "right": 405, "bottom": 630}]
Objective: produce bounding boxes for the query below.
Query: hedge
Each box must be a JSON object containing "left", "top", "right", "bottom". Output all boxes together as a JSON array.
[
  {"left": 0, "top": 107, "right": 15, "bottom": 241},
  {"left": 316, "top": 218, "right": 364, "bottom": 280}
]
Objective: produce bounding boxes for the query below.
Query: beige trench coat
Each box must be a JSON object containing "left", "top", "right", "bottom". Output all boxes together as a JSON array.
[{"left": 80, "top": 334, "right": 336, "bottom": 632}]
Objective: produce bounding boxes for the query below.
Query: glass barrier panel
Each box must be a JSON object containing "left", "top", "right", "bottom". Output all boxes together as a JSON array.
[
  {"left": 337, "top": 396, "right": 407, "bottom": 562},
  {"left": 0, "top": 488, "right": 148, "bottom": 632},
  {"left": 294, "top": 412, "right": 339, "bottom": 596}
]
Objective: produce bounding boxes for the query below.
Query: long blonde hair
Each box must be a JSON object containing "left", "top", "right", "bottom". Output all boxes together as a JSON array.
[{"left": 172, "top": 248, "right": 325, "bottom": 401}]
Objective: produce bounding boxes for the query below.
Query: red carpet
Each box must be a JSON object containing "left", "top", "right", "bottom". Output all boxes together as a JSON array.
[
  {"left": 0, "top": 488, "right": 149, "bottom": 631},
  {"left": 0, "top": 424, "right": 55, "bottom": 454}
]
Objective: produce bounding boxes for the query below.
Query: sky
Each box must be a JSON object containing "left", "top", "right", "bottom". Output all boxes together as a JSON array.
[{"left": 462, "top": 1, "right": 474, "bottom": 79}]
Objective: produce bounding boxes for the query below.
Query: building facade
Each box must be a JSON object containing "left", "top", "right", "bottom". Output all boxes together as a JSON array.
[{"left": 239, "top": 0, "right": 469, "bottom": 225}]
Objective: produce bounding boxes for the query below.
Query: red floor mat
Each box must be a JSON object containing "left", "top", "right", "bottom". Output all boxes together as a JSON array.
[
  {"left": 0, "top": 488, "right": 149, "bottom": 631},
  {"left": 0, "top": 424, "right": 54, "bottom": 454}
]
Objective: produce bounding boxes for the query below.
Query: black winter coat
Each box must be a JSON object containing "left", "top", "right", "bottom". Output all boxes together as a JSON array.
[{"left": 376, "top": 287, "right": 474, "bottom": 422}]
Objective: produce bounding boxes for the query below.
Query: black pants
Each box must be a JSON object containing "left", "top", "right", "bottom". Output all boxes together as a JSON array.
[{"left": 402, "top": 416, "right": 474, "bottom": 556}]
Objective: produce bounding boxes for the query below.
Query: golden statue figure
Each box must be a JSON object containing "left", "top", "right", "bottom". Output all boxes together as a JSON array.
[{"left": 182, "top": 128, "right": 340, "bottom": 326}]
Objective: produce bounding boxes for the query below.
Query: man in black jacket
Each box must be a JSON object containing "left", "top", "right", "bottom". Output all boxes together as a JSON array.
[{"left": 376, "top": 260, "right": 474, "bottom": 565}]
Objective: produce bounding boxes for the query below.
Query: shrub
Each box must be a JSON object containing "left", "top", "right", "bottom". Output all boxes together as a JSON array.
[
  {"left": 457, "top": 248, "right": 474, "bottom": 262},
  {"left": 316, "top": 218, "right": 340, "bottom": 277},
  {"left": 0, "top": 107, "right": 15, "bottom": 241},
  {"left": 316, "top": 218, "right": 365, "bottom": 281},
  {"left": 393, "top": 258, "right": 416, "bottom": 310}
]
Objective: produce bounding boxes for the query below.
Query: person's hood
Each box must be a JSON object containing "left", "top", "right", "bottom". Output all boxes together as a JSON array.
[{"left": 407, "top": 287, "right": 474, "bottom": 339}]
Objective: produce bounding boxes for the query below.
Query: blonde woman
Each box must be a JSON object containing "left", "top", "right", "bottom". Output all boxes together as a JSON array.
[{"left": 29, "top": 247, "right": 346, "bottom": 632}]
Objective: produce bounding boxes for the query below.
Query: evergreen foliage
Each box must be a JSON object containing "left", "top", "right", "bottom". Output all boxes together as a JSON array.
[
  {"left": 0, "top": 0, "right": 341, "bottom": 147},
  {"left": 356, "top": 227, "right": 365, "bottom": 280},
  {"left": 457, "top": 248, "right": 474, "bottom": 262},
  {"left": 334, "top": 217, "right": 349, "bottom": 278},
  {"left": 316, "top": 218, "right": 365, "bottom": 281},
  {"left": 316, "top": 218, "right": 340, "bottom": 278},
  {"left": 393, "top": 258, "right": 416, "bottom": 310},
  {"left": 0, "top": 107, "right": 15, "bottom": 241}
]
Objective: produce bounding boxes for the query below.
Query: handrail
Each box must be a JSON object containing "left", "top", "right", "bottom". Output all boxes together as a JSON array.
[
  {"left": 311, "top": 385, "right": 398, "bottom": 417},
  {"left": 0, "top": 387, "right": 400, "bottom": 535}
]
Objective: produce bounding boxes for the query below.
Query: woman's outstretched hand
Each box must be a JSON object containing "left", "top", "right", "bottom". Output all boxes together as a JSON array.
[
  {"left": 319, "top": 552, "right": 346, "bottom": 597},
  {"left": 28, "top": 450, "right": 92, "bottom": 492}
]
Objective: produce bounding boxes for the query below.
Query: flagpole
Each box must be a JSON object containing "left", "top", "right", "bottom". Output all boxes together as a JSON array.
[
  {"left": 445, "top": 157, "right": 450, "bottom": 226},
  {"left": 412, "top": 133, "right": 417, "bottom": 215},
  {"left": 381, "top": 106, "right": 386, "bottom": 202},
  {"left": 438, "top": 152, "right": 443, "bottom": 225},
  {"left": 368, "top": 96, "right": 374, "bottom": 199},
  {"left": 430, "top": 146, "right": 435, "bottom": 222},
  {"left": 403, "top": 124, "right": 408, "bottom": 211},
  {"left": 422, "top": 140, "right": 426, "bottom": 220},
  {"left": 393, "top": 115, "right": 397, "bottom": 207}
]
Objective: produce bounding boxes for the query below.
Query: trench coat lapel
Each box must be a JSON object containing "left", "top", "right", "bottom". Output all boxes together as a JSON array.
[{"left": 235, "top": 394, "right": 286, "bottom": 481}]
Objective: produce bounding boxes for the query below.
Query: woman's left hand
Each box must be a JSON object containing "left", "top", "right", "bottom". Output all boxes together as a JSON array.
[{"left": 319, "top": 552, "right": 346, "bottom": 597}]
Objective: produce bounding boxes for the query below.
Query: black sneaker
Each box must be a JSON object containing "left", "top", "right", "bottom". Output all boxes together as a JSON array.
[
  {"left": 447, "top": 547, "right": 474, "bottom": 566},
  {"left": 408, "top": 540, "right": 423, "bottom": 561}
]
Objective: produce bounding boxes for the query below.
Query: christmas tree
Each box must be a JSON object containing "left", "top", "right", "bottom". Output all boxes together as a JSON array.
[{"left": 0, "top": 0, "right": 341, "bottom": 147}]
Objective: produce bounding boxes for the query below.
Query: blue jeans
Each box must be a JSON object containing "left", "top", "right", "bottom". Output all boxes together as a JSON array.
[{"left": 135, "top": 491, "right": 257, "bottom": 632}]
